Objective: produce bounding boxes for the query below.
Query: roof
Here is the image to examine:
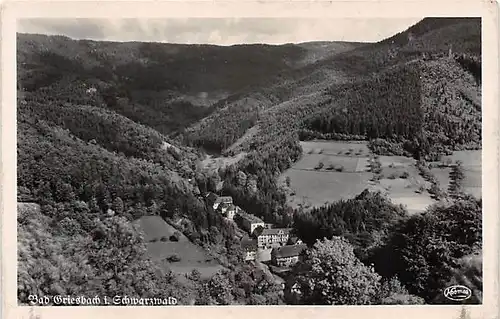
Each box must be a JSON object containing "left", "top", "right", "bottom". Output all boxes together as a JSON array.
[
  {"left": 237, "top": 211, "right": 264, "bottom": 224},
  {"left": 288, "top": 236, "right": 302, "bottom": 244},
  {"left": 272, "top": 244, "right": 307, "bottom": 258},
  {"left": 220, "top": 203, "right": 237, "bottom": 210},
  {"left": 259, "top": 228, "right": 292, "bottom": 236},
  {"left": 215, "top": 196, "right": 232, "bottom": 204}
]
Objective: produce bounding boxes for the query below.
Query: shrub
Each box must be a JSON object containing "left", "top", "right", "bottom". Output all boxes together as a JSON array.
[
  {"left": 335, "top": 165, "right": 345, "bottom": 172},
  {"left": 170, "top": 231, "right": 181, "bottom": 242},
  {"left": 160, "top": 236, "right": 168, "bottom": 242},
  {"left": 400, "top": 171, "right": 410, "bottom": 179},
  {"left": 167, "top": 254, "right": 181, "bottom": 262}
]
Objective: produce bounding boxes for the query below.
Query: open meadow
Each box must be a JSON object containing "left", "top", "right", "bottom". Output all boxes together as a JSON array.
[
  {"left": 281, "top": 140, "right": 438, "bottom": 213},
  {"left": 134, "top": 216, "right": 223, "bottom": 279},
  {"left": 429, "top": 150, "right": 482, "bottom": 199}
]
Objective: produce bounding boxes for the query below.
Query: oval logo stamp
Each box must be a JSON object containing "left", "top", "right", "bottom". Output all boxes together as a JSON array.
[{"left": 443, "top": 285, "right": 472, "bottom": 301}]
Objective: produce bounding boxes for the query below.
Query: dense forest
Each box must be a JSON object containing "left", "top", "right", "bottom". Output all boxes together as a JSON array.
[
  {"left": 17, "top": 86, "right": 245, "bottom": 304},
  {"left": 299, "top": 55, "right": 481, "bottom": 160},
  {"left": 366, "top": 195, "right": 482, "bottom": 303},
  {"left": 182, "top": 18, "right": 481, "bottom": 160},
  {"left": 288, "top": 189, "right": 482, "bottom": 304}
]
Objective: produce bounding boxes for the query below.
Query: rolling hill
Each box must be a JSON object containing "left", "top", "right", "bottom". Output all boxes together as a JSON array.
[
  {"left": 16, "top": 17, "right": 481, "bottom": 305},
  {"left": 18, "top": 34, "right": 365, "bottom": 135},
  {"left": 182, "top": 18, "right": 481, "bottom": 158}
]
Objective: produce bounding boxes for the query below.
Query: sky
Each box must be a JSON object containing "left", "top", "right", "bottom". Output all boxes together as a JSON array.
[{"left": 17, "top": 18, "right": 423, "bottom": 45}]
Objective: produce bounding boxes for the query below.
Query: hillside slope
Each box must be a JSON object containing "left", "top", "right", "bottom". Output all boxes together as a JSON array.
[
  {"left": 17, "top": 82, "right": 238, "bottom": 303},
  {"left": 18, "top": 34, "right": 364, "bottom": 136},
  {"left": 183, "top": 18, "right": 481, "bottom": 158},
  {"left": 16, "top": 17, "right": 481, "bottom": 305}
]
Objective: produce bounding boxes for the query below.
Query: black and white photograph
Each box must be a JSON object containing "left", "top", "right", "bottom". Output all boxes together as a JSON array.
[{"left": 4, "top": 3, "right": 496, "bottom": 316}]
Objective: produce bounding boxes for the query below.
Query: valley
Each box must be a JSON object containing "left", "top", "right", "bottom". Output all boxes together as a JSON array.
[{"left": 16, "top": 17, "right": 483, "bottom": 306}]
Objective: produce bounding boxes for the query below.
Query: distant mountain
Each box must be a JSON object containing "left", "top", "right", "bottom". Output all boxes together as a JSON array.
[
  {"left": 17, "top": 33, "right": 364, "bottom": 135},
  {"left": 328, "top": 17, "right": 481, "bottom": 74},
  {"left": 182, "top": 18, "right": 481, "bottom": 157},
  {"left": 16, "top": 17, "right": 482, "bottom": 305}
]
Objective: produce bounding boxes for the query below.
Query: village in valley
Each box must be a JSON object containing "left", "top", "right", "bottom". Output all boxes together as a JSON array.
[{"left": 204, "top": 191, "right": 305, "bottom": 293}]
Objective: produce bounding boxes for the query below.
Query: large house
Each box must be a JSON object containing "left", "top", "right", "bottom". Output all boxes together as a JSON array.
[
  {"left": 241, "top": 238, "right": 258, "bottom": 261},
  {"left": 271, "top": 244, "right": 307, "bottom": 267},
  {"left": 204, "top": 192, "right": 233, "bottom": 210},
  {"left": 236, "top": 211, "right": 265, "bottom": 235},
  {"left": 213, "top": 196, "right": 233, "bottom": 210},
  {"left": 217, "top": 202, "right": 239, "bottom": 220},
  {"left": 257, "top": 228, "right": 292, "bottom": 249}
]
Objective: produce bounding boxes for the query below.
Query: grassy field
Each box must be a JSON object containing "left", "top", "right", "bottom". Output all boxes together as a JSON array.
[
  {"left": 281, "top": 141, "right": 437, "bottom": 213},
  {"left": 369, "top": 178, "right": 435, "bottom": 214},
  {"left": 134, "top": 216, "right": 223, "bottom": 279},
  {"left": 430, "top": 150, "right": 482, "bottom": 199},
  {"left": 281, "top": 169, "right": 373, "bottom": 209},
  {"left": 280, "top": 141, "right": 373, "bottom": 209}
]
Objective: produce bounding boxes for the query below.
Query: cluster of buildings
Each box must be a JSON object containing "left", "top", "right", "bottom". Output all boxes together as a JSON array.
[
  {"left": 204, "top": 192, "right": 306, "bottom": 268},
  {"left": 205, "top": 192, "right": 240, "bottom": 220}
]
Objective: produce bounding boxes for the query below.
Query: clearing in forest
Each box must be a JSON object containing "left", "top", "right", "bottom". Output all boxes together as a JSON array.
[
  {"left": 281, "top": 140, "right": 437, "bottom": 214},
  {"left": 134, "top": 215, "right": 223, "bottom": 279}
]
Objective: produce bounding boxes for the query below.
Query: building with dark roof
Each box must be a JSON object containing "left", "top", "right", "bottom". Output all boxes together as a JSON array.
[
  {"left": 204, "top": 192, "right": 218, "bottom": 206},
  {"left": 216, "top": 202, "right": 239, "bottom": 220},
  {"left": 287, "top": 236, "right": 303, "bottom": 246},
  {"left": 235, "top": 211, "right": 265, "bottom": 235},
  {"left": 271, "top": 244, "right": 307, "bottom": 267},
  {"left": 204, "top": 192, "right": 233, "bottom": 210},
  {"left": 213, "top": 196, "right": 233, "bottom": 209}
]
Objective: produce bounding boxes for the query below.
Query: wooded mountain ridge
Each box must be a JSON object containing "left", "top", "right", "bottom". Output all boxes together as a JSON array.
[{"left": 17, "top": 17, "right": 481, "bottom": 305}]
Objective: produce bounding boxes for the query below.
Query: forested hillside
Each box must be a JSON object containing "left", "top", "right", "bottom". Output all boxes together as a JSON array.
[
  {"left": 18, "top": 32, "right": 354, "bottom": 304},
  {"left": 17, "top": 93, "right": 245, "bottom": 303},
  {"left": 195, "top": 19, "right": 481, "bottom": 236},
  {"left": 300, "top": 56, "right": 481, "bottom": 160},
  {"left": 17, "top": 17, "right": 482, "bottom": 305},
  {"left": 18, "top": 34, "right": 360, "bottom": 136},
  {"left": 182, "top": 18, "right": 481, "bottom": 158}
]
